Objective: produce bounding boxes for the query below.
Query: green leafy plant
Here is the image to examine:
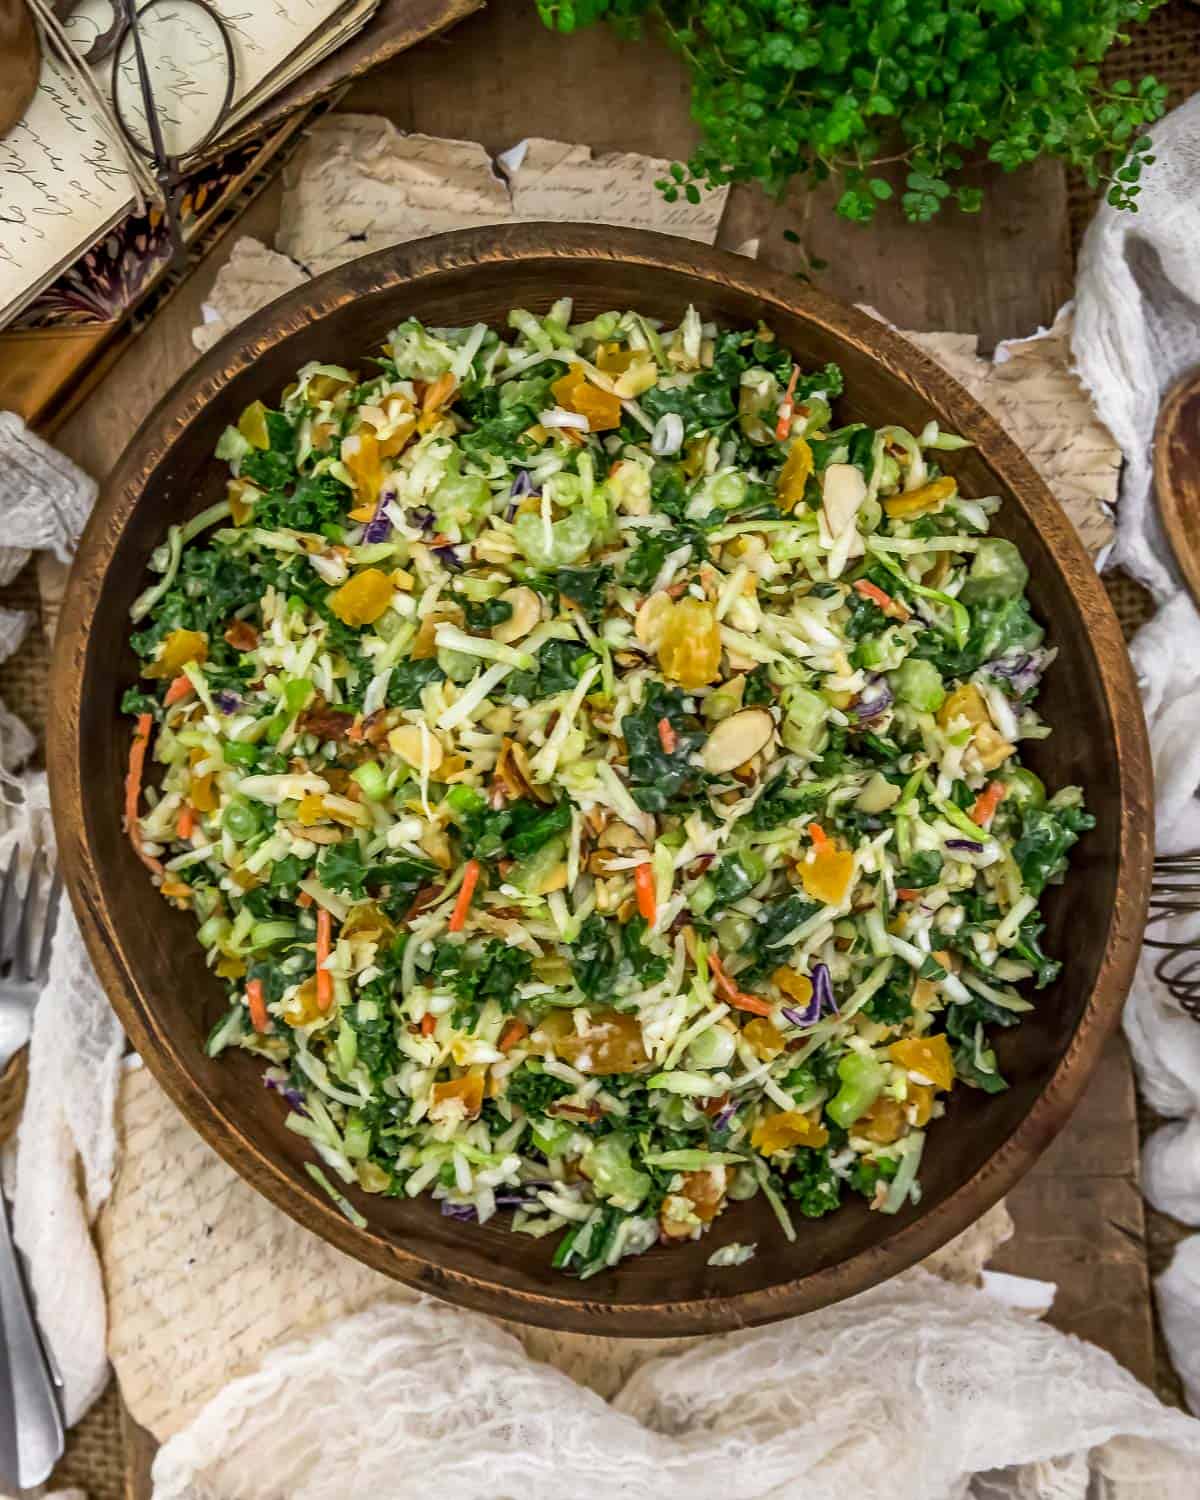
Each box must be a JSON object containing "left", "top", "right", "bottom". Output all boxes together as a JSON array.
[{"left": 534, "top": 0, "right": 1168, "bottom": 224}]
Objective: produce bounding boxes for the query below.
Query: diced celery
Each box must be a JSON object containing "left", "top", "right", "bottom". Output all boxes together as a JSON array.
[
  {"left": 959, "top": 538, "right": 1029, "bottom": 604},
  {"left": 891, "top": 658, "right": 946, "bottom": 712},
  {"left": 781, "top": 684, "right": 828, "bottom": 751},
  {"left": 351, "top": 762, "right": 389, "bottom": 801}
]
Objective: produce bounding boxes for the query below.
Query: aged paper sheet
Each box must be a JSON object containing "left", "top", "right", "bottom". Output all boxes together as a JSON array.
[
  {"left": 275, "top": 115, "right": 728, "bottom": 277},
  {"left": 902, "top": 310, "right": 1119, "bottom": 558}
]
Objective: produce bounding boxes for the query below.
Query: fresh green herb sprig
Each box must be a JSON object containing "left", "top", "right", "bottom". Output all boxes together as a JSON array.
[{"left": 535, "top": 0, "right": 1167, "bottom": 225}]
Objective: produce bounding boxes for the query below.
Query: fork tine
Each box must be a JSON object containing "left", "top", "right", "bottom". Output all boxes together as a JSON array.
[
  {"left": 0, "top": 848, "right": 21, "bottom": 975},
  {"left": 14, "top": 851, "right": 44, "bottom": 984},
  {"left": 36, "top": 872, "right": 61, "bottom": 983}
]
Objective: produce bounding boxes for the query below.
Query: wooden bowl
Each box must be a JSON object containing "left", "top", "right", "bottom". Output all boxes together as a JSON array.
[{"left": 50, "top": 224, "right": 1152, "bottom": 1335}]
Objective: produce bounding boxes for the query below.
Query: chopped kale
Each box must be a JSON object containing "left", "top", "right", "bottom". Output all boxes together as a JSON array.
[
  {"left": 620, "top": 680, "right": 706, "bottom": 812},
  {"left": 786, "top": 1149, "right": 843, "bottom": 1218},
  {"left": 1012, "top": 801, "right": 1095, "bottom": 897},
  {"left": 507, "top": 1065, "right": 573, "bottom": 1117},
  {"left": 386, "top": 658, "right": 447, "bottom": 709}
]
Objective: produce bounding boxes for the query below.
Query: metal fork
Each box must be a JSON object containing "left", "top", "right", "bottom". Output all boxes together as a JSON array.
[
  {"left": 0, "top": 847, "right": 64, "bottom": 1490},
  {"left": 1145, "top": 851, "right": 1200, "bottom": 1022}
]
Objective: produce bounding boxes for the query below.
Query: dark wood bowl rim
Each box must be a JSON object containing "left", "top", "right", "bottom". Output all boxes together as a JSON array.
[{"left": 49, "top": 223, "right": 1153, "bottom": 1336}]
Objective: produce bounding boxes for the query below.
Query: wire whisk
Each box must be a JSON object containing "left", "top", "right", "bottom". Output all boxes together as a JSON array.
[{"left": 1145, "top": 851, "right": 1200, "bottom": 1020}]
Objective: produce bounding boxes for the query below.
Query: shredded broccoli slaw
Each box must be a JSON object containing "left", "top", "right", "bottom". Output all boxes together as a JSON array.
[{"left": 123, "top": 302, "right": 1093, "bottom": 1277}]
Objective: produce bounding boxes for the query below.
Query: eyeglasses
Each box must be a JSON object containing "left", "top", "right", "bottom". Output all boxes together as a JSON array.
[{"left": 54, "top": 0, "right": 237, "bottom": 265}]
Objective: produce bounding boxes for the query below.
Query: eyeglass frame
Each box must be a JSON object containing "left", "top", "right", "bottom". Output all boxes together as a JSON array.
[{"left": 52, "top": 0, "right": 237, "bottom": 263}]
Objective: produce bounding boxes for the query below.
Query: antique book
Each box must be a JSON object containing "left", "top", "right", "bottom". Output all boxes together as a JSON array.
[{"left": 0, "top": 0, "right": 380, "bottom": 326}]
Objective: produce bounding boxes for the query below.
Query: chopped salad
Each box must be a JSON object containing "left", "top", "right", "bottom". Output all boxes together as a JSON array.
[{"left": 123, "top": 302, "right": 1093, "bottom": 1277}]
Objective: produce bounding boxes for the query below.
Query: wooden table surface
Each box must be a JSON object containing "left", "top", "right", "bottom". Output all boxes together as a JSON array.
[{"left": 42, "top": 4, "right": 1156, "bottom": 1484}]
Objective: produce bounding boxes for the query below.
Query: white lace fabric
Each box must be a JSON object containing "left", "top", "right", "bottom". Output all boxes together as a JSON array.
[
  {"left": 149, "top": 1279, "right": 1200, "bottom": 1500},
  {"left": 1073, "top": 91, "right": 1200, "bottom": 1415}
]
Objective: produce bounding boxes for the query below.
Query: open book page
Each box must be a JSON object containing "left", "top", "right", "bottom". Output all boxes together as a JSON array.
[
  {"left": 65, "top": 0, "right": 367, "bottom": 155},
  {"left": 0, "top": 47, "right": 132, "bottom": 325},
  {"left": 228, "top": 0, "right": 381, "bottom": 127}
]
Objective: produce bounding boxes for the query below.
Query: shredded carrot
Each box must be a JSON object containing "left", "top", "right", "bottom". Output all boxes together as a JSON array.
[
  {"left": 709, "top": 952, "right": 774, "bottom": 1017},
  {"left": 297, "top": 890, "right": 314, "bottom": 908},
  {"left": 448, "top": 859, "right": 481, "bottom": 933},
  {"left": 657, "top": 716, "right": 677, "bottom": 754},
  {"left": 124, "top": 713, "right": 163, "bottom": 874},
  {"left": 774, "top": 363, "right": 800, "bottom": 441},
  {"left": 971, "top": 780, "right": 1006, "bottom": 827},
  {"left": 420, "top": 1012, "right": 437, "bottom": 1037},
  {"left": 895, "top": 887, "right": 920, "bottom": 902},
  {"left": 163, "top": 674, "right": 194, "bottom": 707},
  {"left": 315, "top": 907, "right": 334, "bottom": 1011},
  {"left": 345, "top": 719, "right": 365, "bottom": 743},
  {"left": 176, "top": 805, "right": 196, "bottom": 839},
  {"left": 634, "top": 862, "right": 657, "bottom": 924},
  {"left": 853, "top": 578, "right": 911, "bottom": 622},
  {"left": 498, "top": 1018, "right": 528, "bottom": 1053},
  {"left": 246, "top": 978, "right": 269, "bottom": 1034},
  {"left": 808, "top": 822, "right": 828, "bottom": 850}
]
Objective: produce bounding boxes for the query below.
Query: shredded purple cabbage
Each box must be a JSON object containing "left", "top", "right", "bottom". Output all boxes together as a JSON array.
[
  {"left": 408, "top": 505, "right": 435, "bottom": 533},
  {"left": 440, "top": 1201, "right": 477, "bottom": 1222},
  {"left": 263, "top": 1072, "right": 306, "bottom": 1114},
  {"left": 782, "top": 962, "right": 838, "bottom": 1027},
  {"left": 983, "top": 648, "right": 1049, "bottom": 696},
  {"left": 432, "top": 543, "right": 465, "bottom": 572},
  {"left": 712, "top": 1101, "right": 738, "bottom": 1132},
  {"left": 854, "top": 676, "right": 894, "bottom": 722},
  {"left": 362, "top": 488, "right": 394, "bottom": 544},
  {"left": 945, "top": 838, "right": 984, "bottom": 853},
  {"left": 506, "top": 468, "right": 539, "bottom": 520},
  {"left": 214, "top": 690, "right": 240, "bottom": 714}
]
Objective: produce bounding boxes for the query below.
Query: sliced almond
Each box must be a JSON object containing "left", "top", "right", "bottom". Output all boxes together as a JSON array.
[
  {"left": 494, "top": 736, "right": 554, "bottom": 805},
  {"left": 701, "top": 708, "right": 774, "bottom": 775},
  {"left": 822, "top": 463, "right": 867, "bottom": 536},
  {"left": 388, "top": 724, "right": 444, "bottom": 773},
  {"left": 635, "top": 590, "right": 674, "bottom": 648},
  {"left": 420, "top": 826, "right": 453, "bottom": 870},
  {"left": 597, "top": 820, "right": 644, "bottom": 852},
  {"left": 492, "top": 586, "right": 541, "bottom": 644},
  {"left": 473, "top": 530, "right": 519, "bottom": 564},
  {"left": 282, "top": 822, "right": 343, "bottom": 845},
  {"left": 855, "top": 772, "right": 902, "bottom": 814}
]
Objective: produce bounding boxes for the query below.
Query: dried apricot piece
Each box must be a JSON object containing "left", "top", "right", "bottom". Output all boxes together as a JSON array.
[
  {"left": 341, "top": 429, "right": 383, "bottom": 508},
  {"left": 859, "top": 1096, "right": 906, "bottom": 1144},
  {"left": 776, "top": 437, "right": 813, "bottom": 511},
  {"left": 329, "top": 568, "right": 394, "bottom": 627},
  {"left": 799, "top": 844, "right": 855, "bottom": 906},
  {"left": 750, "top": 1109, "right": 830, "bottom": 1156},
  {"left": 883, "top": 475, "right": 956, "bottom": 520},
  {"left": 742, "top": 1017, "right": 786, "bottom": 1060},
  {"left": 537, "top": 1008, "right": 648, "bottom": 1075},
  {"left": 144, "top": 628, "right": 207, "bottom": 678},
  {"left": 658, "top": 596, "right": 721, "bottom": 688},
  {"left": 430, "top": 1072, "right": 485, "bottom": 1121},
  {"left": 237, "top": 400, "right": 270, "bottom": 450},
  {"left": 889, "top": 1034, "right": 955, "bottom": 1092},
  {"left": 551, "top": 368, "right": 622, "bottom": 431}
]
